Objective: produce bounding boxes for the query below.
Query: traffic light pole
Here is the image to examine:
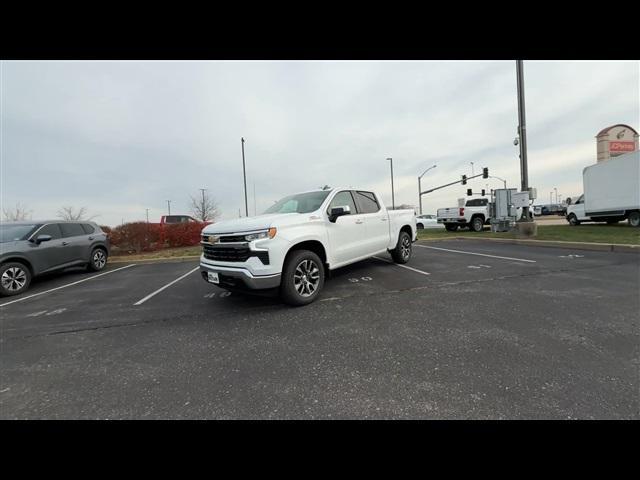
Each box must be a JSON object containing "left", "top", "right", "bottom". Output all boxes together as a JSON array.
[{"left": 421, "top": 170, "right": 488, "bottom": 196}]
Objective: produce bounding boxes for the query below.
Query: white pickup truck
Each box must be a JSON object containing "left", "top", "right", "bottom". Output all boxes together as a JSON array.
[
  {"left": 200, "top": 188, "right": 417, "bottom": 305},
  {"left": 437, "top": 197, "right": 491, "bottom": 232}
]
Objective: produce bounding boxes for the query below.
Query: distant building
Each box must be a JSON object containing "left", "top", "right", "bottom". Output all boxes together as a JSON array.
[{"left": 596, "top": 124, "right": 638, "bottom": 163}]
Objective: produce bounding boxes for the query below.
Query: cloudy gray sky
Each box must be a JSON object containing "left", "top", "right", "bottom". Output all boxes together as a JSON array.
[{"left": 1, "top": 60, "right": 638, "bottom": 226}]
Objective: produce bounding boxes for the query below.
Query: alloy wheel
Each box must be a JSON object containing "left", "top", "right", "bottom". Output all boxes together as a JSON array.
[
  {"left": 1, "top": 267, "right": 27, "bottom": 292},
  {"left": 93, "top": 250, "right": 107, "bottom": 269},
  {"left": 294, "top": 259, "right": 320, "bottom": 297}
]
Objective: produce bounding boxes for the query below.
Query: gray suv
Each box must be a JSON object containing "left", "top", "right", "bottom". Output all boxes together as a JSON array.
[{"left": 0, "top": 221, "right": 110, "bottom": 297}]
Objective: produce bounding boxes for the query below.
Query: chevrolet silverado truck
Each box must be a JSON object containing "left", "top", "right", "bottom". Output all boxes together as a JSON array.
[
  {"left": 437, "top": 197, "right": 491, "bottom": 232},
  {"left": 199, "top": 188, "right": 417, "bottom": 305}
]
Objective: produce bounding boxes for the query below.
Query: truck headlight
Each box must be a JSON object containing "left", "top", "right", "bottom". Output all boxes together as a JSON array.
[{"left": 244, "top": 228, "right": 277, "bottom": 241}]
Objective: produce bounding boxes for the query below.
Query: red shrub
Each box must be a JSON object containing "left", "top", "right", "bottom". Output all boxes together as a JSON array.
[
  {"left": 161, "top": 222, "right": 204, "bottom": 248},
  {"left": 109, "top": 222, "right": 162, "bottom": 253}
]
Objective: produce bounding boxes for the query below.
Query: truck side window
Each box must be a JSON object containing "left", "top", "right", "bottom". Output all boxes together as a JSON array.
[
  {"left": 354, "top": 191, "right": 380, "bottom": 213},
  {"left": 328, "top": 191, "right": 357, "bottom": 214}
]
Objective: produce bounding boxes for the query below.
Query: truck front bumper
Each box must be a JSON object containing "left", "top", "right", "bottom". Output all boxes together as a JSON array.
[{"left": 200, "top": 262, "right": 281, "bottom": 290}]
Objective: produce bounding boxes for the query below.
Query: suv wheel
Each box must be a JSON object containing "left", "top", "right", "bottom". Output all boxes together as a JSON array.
[
  {"left": 87, "top": 248, "right": 108, "bottom": 272},
  {"left": 0, "top": 262, "right": 32, "bottom": 297},
  {"left": 280, "top": 250, "right": 325, "bottom": 306}
]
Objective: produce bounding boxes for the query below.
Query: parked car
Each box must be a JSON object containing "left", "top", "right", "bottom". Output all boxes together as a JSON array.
[
  {"left": 566, "top": 151, "right": 640, "bottom": 227},
  {"left": 160, "top": 215, "right": 209, "bottom": 225},
  {"left": 415, "top": 214, "right": 442, "bottom": 229},
  {"left": 0, "top": 221, "right": 110, "bottom": 296},
  {"left": 199, "top": 188, "right": 417, "bottom": 306}
]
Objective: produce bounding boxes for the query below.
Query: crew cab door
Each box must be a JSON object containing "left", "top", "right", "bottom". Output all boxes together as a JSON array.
[
  {"left": 353, "top": 190, "right": 389, "bottom": 254},
  {"left": 325, "top": 190, "right": 366, "bottom": 265}
]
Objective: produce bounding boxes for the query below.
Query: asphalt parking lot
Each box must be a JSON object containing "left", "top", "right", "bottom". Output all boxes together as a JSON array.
[{"left": 1, "top": 239, "right": 638, "bottom": 419}]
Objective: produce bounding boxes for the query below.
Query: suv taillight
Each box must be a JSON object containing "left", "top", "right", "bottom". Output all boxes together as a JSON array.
[{"left": 459, "top": 207, "right": 465, "bottom": 217}]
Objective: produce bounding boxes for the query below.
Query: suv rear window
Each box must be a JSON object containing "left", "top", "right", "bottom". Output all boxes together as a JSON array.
[
  {"left": 354, "top": 191, "right": 380, "bottom": 214},
  {"left": 81, "top": 223, "right": 96, "bottom": 234},
  {"left": 60, "top": 223, "right": 86, "bottom": 237}
]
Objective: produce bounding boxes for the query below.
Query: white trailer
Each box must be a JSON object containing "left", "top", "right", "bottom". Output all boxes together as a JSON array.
[{"left": 566, "top": 151, "right": 640, "bottom": 226}]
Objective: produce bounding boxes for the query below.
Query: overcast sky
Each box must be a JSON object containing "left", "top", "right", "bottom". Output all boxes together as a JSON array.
[{"left": 1, "top": 60, "right": 638, "bottom": 226}]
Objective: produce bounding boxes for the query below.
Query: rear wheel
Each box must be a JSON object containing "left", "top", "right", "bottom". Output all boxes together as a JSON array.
[
  {"left": 87, "top": 247, "right": 108, "bottom": 272},
  {"left": 391, "top": 231, "right": 412, "bottom": 264},
  {"left": 280, "top": 250, "right": 324, "bottom": 306},
  {"left": 568, "top": 214, "right": 580, "bottom": 226},
  {"left": 0, "top": 262, "right": 32, "bottom": 297},
  {"left": 629, "top": 211, "right": 640, "bottom": 227},
  {"left": 444, "top": 224, "right": 458, "bottom": 232},
  {"left": 471, "top": 216, "right": 484, "bottom": 232}
]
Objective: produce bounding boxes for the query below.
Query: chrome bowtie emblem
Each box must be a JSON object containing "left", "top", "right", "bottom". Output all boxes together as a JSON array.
[{"left": 208, "top": 235, "right": 219, "bottom": 243}]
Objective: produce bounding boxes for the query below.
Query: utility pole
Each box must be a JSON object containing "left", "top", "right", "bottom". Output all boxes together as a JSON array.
[
  {"left": 418, "top": 164, "right": 437, "bottom": 215},
  {"left": 166, "top": 200, "right": 171, "bottom": 215},
  {"left": 241, "top": 137, "right": 248, "bottom": 217},
  {"left": 554, "top": 187, "right": 558, "bottom": 204},
  {"left": 387, "top": 157, "right": 395, "bottom": 210},
  {"left": 516, "top": 60, "right": 530, "bottom": 221},
  {"left": 145, "top": 209, "right": 149, "bottom": 223}
]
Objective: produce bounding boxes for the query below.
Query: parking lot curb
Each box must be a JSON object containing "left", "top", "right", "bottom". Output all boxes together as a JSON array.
[
  {"left": 109, "top": 255, "right": 200, "bottom": 265},
  {"left": 432, "top": 236, "right": 640, "bottom": 253}
]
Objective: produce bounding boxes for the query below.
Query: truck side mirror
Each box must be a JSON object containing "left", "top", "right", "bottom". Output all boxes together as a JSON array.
[{"left": 329, "top": 205, "right": 351, "bottom": 223}]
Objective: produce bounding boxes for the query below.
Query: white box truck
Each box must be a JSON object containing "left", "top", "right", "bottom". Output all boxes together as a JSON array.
[{"left": 566, "top": 151, "right": 640, "bottom": 227}]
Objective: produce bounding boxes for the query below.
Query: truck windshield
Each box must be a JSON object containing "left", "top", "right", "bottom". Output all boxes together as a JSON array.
[
  {"left": 0, "top": 224, "right": 39, "bottom": 243},
  {"left": 264, "top": 191, "right": 332, "bottom": 214}
]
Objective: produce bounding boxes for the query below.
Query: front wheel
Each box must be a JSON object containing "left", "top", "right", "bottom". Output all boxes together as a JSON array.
[
  {"left": 629, "top": 211, "right": 640, "bottom": 227},
  {"left": 280, "top": 250, "right": 325, "bottom": 306},
  {"left": 391, "top": 231, "right": 412, "bottom": 264},
  {"left": 0, "top": 262, "right": 32, "bottom": 297},
  {"left": 568, "top": 214, "right": 580, "bottom": 226}
]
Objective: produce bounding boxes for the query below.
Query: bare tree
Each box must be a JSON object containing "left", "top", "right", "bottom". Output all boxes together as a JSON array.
[
  {"left": 190, "top": 190, "right": 220, "bottom": 222},
  {"left": 2, "top": 202, "right": 33, "bottom": 221},
  {"left": 57, "top": 206, "right": 97, "bottom": 221}
]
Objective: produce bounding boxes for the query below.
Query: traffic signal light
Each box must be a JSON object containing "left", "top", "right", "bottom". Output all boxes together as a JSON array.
[
  {"left": 467, "top": 189, "right": 473, "bottom": 196},
  {"left": 462, "top": 175, "right": 467, "bottom": 185},
  {"left": 481, "top": 189, "right": 486, "bottom": 196},
  {"left": 482, "top": 167, "right": 489, "bottom": 179}
]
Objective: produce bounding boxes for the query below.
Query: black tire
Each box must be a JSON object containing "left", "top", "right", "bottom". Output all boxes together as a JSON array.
[
  {"left": 391, "top": 231, "right": 412, "bottom": 264},
  {"left": 629, "top": 211, "right": 640, "bottom": 227},
  {"left": 417, "top": 223, "right": 424, "bottom": 230},
  {"left": 444, "top": 224, "right": 458, "bottom": 232},
  {"left": 0, "top": 262, "right": 32, "bottom": 297},
  {"left": 280, "top": 250, "right": 325, "bottom": 306},
  {"left": 568, "top": 214, "right": 580, "bottom": 226},
  {"left": 471, "top": 216, "right": 484, "bottom": 232},
  {"left": 87, "top": 247, "right": 108, "bottom": 272}
]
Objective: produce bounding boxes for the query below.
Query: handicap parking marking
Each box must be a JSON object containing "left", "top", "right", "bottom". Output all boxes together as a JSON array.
[
  {"left": 133, "top": 266, "right": 200, "bottom": 306},
  {"left": 0, "top": 264, "right": 137, "bottom": 308},
  {"left": 415, "top": 244, "right": 536, "bottom": 263},
  {"left": 372, "top": 256, "right": 431, "bottom": 275}
]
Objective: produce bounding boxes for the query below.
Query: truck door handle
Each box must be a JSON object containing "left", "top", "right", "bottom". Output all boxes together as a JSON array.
[
  {"left": 88, "top": 236, "right": 94, "bottom": 240},
  {"left": 62, "top": 241, "right": 69, "bottom": 246},
  {"left": 381, "top": 218, "right": 387, "bottom": 221},
  {"left": 355, "top": 220, "right": 364, "bottom": 224}
]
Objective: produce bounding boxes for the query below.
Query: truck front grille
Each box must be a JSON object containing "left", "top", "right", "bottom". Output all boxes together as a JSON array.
[{"left": 202, "top": 244, "right": 269, "bottom": 265}]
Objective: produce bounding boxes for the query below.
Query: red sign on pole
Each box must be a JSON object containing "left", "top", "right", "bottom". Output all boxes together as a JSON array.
[{"left": 609, "top": 141, "right": 635, "bottom": 152}]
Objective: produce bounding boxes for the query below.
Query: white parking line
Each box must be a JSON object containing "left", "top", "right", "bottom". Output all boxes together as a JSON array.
[
  {"left": 415, "top": 244, "right": 536, "bottom": 263},
  {"left": 0, "top": 264, "right": 137, "bottom": 308},
  {"left": 133, "top": 266, "right": 200, "bottom": 306},
  {"left": 373, "top": 256, "right": 430, "bottom": 275}
]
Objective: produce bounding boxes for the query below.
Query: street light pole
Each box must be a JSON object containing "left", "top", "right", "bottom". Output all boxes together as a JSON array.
[
  {"left": 145, "top": 209, "right": 149, "bottom": 223},
  {"left": 387, "top": 158, "right": 395, "bottom": 210},
  {"left": 490, "top": 176, "right": 507, "bottom": 189},
  {"left": 516, "top": 60, "right": 530, "bottom": 221},
  {"left": 470, "top": 162, "right": 475, "bottom": 176},
  {"left": 166, "top": 200, "right": 171, "bottom": 215},
  {"left": 241, "top": 137, "right": 248, "bottom": 217},
  {"left": 554, "top": 187, "right": 558, "bottom": 204},
  {"left": 418, "top": 164, "right": 437, "bottom": 215}
]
